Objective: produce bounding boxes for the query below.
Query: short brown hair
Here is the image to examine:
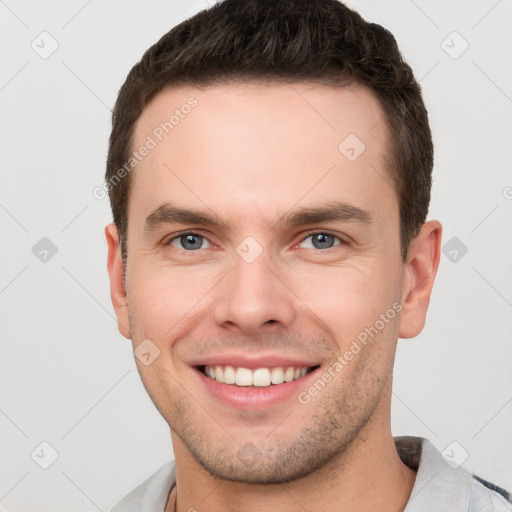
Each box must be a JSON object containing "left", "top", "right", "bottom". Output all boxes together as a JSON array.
[{"left": 106, "top": 0, "right": 433, "bottom": 263}]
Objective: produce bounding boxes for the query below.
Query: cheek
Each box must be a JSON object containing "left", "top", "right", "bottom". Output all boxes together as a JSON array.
[
  {"left": 286, "top": 262, "right": 401, "bottom": 345},
  {"left": 127, "top": 263, "right": 221, "bottom": 337}
]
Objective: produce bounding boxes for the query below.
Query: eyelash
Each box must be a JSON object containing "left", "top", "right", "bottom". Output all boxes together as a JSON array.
[
  {"left": 165, "top": 230, "right": 347, "bottom": 252},
  {"left": 298, "top": 230, "right": 347, "bottom": 250}
]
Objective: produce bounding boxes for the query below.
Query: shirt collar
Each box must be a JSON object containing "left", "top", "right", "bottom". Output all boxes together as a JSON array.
[{"left": 396, "top": 436, "right": 473, "bottom": 512}]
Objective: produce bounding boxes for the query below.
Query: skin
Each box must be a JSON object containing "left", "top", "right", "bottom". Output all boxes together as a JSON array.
[{"left": 106, "top": 81, "right": 442, "bottom": 512}]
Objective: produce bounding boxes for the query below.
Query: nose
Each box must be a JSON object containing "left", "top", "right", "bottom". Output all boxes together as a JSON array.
[{"left": 211, "top": 251, "right": 296, "bottom": 335}]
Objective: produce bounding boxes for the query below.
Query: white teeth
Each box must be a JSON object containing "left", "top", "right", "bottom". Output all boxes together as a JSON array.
[
  {"left": 215, "top": 366, "right": 224, "bottom": 383},
  {"left": 253, "top": 368, "right": 271, "bottom": 387},
  {"left": 284, "top": 367, "right": 295, "bottom": 382},
  {"left": 224, "top": 365, "right": 236, "bottom": 384},
  {"left": 235, "top": 367, "right": 253, "bottom": 386},
  {"left": 203, "top": 364, "right": 313, "bottom": 387},
  {"left": 271, "top": 367, "right": 284, "bottom": 385}
]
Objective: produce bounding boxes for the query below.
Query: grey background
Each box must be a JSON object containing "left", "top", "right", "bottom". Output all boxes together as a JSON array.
[{"left": 1, "top": 0, "right": 511, "bottom": 510}]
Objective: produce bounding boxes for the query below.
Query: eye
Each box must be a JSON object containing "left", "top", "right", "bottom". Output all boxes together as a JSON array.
[
  {"left": 168, "top": 233, "right": 211, "bottom": 251},
  {"left": 299, "top": 232, "right": 343, "bottom": 250}
]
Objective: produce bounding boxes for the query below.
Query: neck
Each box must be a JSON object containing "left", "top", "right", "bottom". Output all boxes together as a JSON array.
[{"left": 167, "top": 393, "right": 416, "bottom": 512}]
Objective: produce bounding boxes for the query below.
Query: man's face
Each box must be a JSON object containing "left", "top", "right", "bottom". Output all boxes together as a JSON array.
[{"left": 113, "top": 82, "right": 408, "bottom": 482}]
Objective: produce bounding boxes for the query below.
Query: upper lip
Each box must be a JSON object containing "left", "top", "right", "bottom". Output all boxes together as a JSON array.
[{"left": 188, "top": 354, "right": 321, "bottom": 369}]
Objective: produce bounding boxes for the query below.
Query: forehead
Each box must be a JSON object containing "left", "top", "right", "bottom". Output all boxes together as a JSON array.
[{"left": 129, "top": 81, "right": 395, "bottom": 229}]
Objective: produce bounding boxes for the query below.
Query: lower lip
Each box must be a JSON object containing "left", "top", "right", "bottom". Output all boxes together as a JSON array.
[{"left": 194, "top": 367, "right": 320, "bottom": 409}]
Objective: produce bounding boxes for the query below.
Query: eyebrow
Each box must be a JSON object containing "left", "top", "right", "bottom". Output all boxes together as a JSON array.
[
  {"left": 144, "top": 204, "right": 230, "bottom": 233},
  {"left": 280, "top": 201, "right": 371, "bottom": 226},
  {"left": 143, "top": 200, "right": 371, "bottom": 234}
]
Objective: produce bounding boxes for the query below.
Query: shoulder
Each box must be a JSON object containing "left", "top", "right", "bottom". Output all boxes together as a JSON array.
[
  {"left": 395, "top": 436, "right": 511, "bottom": 512},
  {"left": 469, "top": 476, "right": 512, "bottom": 512}
]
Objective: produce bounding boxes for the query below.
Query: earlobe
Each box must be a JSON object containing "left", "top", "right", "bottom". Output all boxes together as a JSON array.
[
  {"left": 105, "top": 223, "right": 131, "bottom": 339},
  {"left": 399, "top": 220, "right": 442, "bottom": 339}
]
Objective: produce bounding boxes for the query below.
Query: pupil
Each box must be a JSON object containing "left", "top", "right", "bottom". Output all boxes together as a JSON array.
[
  {"left": 182, "top": 234, "right": 202, "bottom": 250},
  {"left": 313, "top": 233, "right": 334, "bottom": 249}
]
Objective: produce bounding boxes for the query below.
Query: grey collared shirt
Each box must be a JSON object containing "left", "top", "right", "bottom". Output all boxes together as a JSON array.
[{"left": 110, "top": 436, "right": 512, "bottom": 511}]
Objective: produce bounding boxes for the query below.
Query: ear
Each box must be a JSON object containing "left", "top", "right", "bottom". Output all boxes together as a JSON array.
[
  {"left": 399, "top": 220, "right": 442, "bottom": 339},
  {"left": 105, "top": 223, "right": 131, "bottom": 339}
]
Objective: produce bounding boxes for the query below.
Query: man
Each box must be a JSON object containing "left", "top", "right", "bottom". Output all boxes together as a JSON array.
[{"left": 104, "top": 1, "right": 511, "bottom": 510}]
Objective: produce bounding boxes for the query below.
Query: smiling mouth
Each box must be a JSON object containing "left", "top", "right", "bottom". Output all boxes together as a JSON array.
[{"left": 197, "top": 364, "right": 320, "bottom": 388}]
